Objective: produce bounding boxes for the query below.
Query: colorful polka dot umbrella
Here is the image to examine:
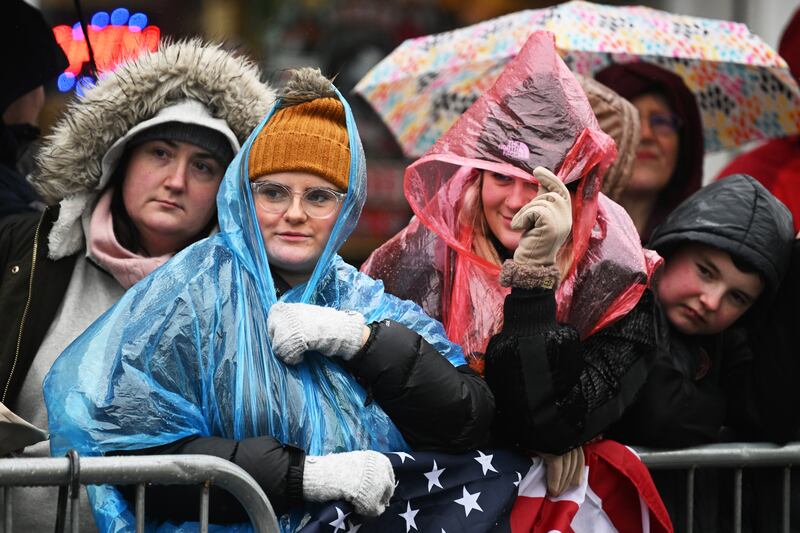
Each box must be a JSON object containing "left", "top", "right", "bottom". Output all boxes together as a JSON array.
[{"left": 355, "top": 0, "right": 800, "bottom": 158}]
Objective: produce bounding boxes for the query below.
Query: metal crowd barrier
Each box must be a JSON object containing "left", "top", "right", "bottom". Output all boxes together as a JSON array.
[
  {"left": 5, "top": 444, "right": 798, "bottom": 533},
  {"left": 637, "top": 442, "right": 800, "bottom": 533},
  {"left": 0, "top": 454, "right": 280, "bottom": 533}
]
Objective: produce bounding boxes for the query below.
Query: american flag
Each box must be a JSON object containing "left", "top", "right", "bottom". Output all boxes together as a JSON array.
[{"left": 297, "top": 440, "right": 672, "bottom": 533}]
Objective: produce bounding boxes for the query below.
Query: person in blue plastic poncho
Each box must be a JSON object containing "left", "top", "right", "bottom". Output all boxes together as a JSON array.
[{"left": 44, "top": 67, "right": 494, "bottom": 532}]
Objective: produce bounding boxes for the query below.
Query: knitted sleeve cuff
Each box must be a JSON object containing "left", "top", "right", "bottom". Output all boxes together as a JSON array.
[
  {"left": 500, "top": 260, "right": 560, "bottom": 290},
  {"left": 502, "top": 286, "right": 558, "bottom": 336}
]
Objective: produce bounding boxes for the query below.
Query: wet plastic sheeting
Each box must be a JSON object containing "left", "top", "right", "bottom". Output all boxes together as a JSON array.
[
  {"left": 44, "top": 90, "right": 466, "bottom": 532},
  {"left": 366, "top": 32, "right": 660, "bottom": 364}
]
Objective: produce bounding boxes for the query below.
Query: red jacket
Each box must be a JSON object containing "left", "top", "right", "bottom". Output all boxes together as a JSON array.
[{"left": 716, "top": 136, "right": 800, "bottom": 232}]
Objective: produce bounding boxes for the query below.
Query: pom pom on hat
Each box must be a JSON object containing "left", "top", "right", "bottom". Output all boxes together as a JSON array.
[{"left": 248, "top": 68, "right": 350, "bottom": 190}]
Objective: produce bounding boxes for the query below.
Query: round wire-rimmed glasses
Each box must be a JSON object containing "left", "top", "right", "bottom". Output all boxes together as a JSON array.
[
  {"left": 645, "top": 112, "right": 682, "bottom": 135},
  {"left": 250, "top": 181, "right": 347, "bottom": 219}
]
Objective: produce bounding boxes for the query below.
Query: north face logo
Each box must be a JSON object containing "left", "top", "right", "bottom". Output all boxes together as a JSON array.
[{"left": 500, "top": 140, "right": 530, "bottom": 162}]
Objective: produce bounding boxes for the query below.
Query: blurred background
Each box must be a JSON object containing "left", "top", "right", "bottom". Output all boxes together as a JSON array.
[{"left": 23, "top": 0, "right": 800, "bottom": 265}]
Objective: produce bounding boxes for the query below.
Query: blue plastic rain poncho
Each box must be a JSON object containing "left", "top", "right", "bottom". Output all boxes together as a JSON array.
[{"left": 44, "top": 88, "right": 466, "bottom": 532}]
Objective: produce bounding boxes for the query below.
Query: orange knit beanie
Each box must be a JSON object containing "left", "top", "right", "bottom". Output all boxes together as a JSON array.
[{"left": 248, "top": 96, "right": 350, "bottom": 190}]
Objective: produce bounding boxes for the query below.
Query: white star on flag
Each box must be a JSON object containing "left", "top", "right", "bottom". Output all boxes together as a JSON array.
[
  {"left": 424, "top": 460, "right": 445, "bottom": 492},
  {"left": 391, "top": 452, "right": 415, "bottom": 464},
  {"left": 474, "top": 450, "right": 498, "bottom": 475},
  {"left": 454, "top": 486, "right": 483, "bottom": 517},
  {"left": 345, "top": 520, "right": 362, "bottom": 533},
  {"left": 513, "top": 471, "right": 522, "bottom": 487},
  {"left": 328, "top": 507, "right": 350, "bottom": 532},
  {"left": 398, "top": 501, "right": 419, "bottom": 532}
]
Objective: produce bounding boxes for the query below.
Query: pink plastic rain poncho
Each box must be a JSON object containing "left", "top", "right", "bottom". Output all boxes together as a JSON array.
[{"left": 363, "top": 32, "right": 661, "bottom": 372}]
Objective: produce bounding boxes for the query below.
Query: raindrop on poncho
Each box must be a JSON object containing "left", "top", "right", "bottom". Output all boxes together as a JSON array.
[
  {"left": 44, "top": 88, "right": 466, "bottom": 532},
  {"left": 362, "top": 31, "right": 661, "bottom": 372}
]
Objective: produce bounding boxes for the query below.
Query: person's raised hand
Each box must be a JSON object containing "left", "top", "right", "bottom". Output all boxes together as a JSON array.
[{"left": 511, "top": 166, "right": 572, "bottom": 269}]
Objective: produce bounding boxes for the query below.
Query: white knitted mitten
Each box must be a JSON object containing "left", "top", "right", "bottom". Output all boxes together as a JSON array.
[
  {"left": 302, "top": 451, "right": 395, "bottom": 516},
  {"left": 267, "top": 302, "right": 366, "bottom": 364}
]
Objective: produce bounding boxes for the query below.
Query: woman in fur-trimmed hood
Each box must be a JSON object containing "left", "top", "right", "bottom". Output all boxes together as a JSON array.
[{"left": 0, "top": 38, "right": 273, "bottom": 530}]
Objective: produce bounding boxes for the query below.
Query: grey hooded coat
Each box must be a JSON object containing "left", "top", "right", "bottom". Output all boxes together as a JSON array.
[{"left": 0, "top": 39, "right": 275, "bottom": 410}]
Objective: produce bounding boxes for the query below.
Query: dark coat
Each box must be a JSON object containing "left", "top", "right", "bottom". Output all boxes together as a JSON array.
[
  {"left": 0, "top": 162, "right": 41, "bottom": 219},
  {"left": 0, "top": 0, "right": 66, "bottom": 216},
  {"left": 608, "top": 174, "right": 797, "bottom": 447},
  {"left": 120, "top": 319, "right": 495, "bottom": 521},
  {"left": 0, "top": 207, "right": 77, "bottom": 407},
  {"left": 484, "top": 285, "right": 660, "bottom": 455}
]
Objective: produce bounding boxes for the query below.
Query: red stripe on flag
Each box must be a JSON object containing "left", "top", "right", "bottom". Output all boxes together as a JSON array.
[
  {"left": 587, "top": 441, "right": 673, "bottom": 533},
  {"left": 510, "top": 495, "right": 544, "bottom": 532},
  {"left": 511, "top": 496, "right": 579, "bottom": 533},
  {"left": 510, "top": 441, "right": 672, "bottom": 533}
]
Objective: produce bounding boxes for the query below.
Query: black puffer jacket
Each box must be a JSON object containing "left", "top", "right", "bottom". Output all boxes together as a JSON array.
[
  {"left": 608, "top": 174, "right": 797, "bottom": 447},
  {"left": 120, "top": 317, "right": 493, "bottom": 522},
  {"left": 647, "top": 174, "right": 794, "bottom": 302}
]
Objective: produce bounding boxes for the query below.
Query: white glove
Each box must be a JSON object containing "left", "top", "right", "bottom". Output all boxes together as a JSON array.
[
  {"left": 511, "top": 166, "right": 573, "bottom": 268},
  {"left": 539, "top": 446, "right": 585, "bottom": 496},
  {"left": 267, "top": 302, "right": 367, "bottom": 364},
  {"left": 302, "top": 451, "right": 395, "bottom": 516}
]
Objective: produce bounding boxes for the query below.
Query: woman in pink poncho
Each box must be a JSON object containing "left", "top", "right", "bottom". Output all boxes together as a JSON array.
[{"left": 362, "top": 32, "right": 662, "bottom": 456}]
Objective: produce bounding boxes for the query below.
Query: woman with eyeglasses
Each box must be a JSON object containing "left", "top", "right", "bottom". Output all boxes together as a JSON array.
[
  {"left": 43, "top": 67, "right": 494, "bottom": 531},
  {"left": 595, "top": 62, "right": 704, "bottom": 242}
]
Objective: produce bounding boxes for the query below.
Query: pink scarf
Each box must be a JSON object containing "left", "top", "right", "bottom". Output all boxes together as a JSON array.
[{"left": 89, "top": 189, "right": 171, "bottom": 289}]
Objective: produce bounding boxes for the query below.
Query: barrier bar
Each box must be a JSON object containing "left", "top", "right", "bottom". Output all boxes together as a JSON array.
[
  {"left": 686, "top": 467, "right": 694, "bottom": 533},
  {"left": 135, "top": 483, "right": 145, "bottom": 533},
  {"left": 0, "top": 455, "right": 278, "bottom": 533},
  {"left": 783, "top": 467, "right": 791, "bottom": 533},
  {"left": 200, "top": 481, "right": 210, "bottom": 533}
]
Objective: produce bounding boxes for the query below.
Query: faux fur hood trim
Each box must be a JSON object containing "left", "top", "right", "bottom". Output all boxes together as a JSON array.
[
  {"left": 31, "top": 38, "right": 275, "bottom": 259},
  {"left": 33, "top": 38, "right": 274, "bottom": 202}
]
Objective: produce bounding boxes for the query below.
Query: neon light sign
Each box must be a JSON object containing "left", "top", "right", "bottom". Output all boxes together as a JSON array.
[{"left": 53, "top": 7, "right": 160, "bottom": 94}]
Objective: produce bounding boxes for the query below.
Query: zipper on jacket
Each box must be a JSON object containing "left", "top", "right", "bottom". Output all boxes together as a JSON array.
[{"left": 2, "top": 211, "right": 45, "bottom": 404}]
